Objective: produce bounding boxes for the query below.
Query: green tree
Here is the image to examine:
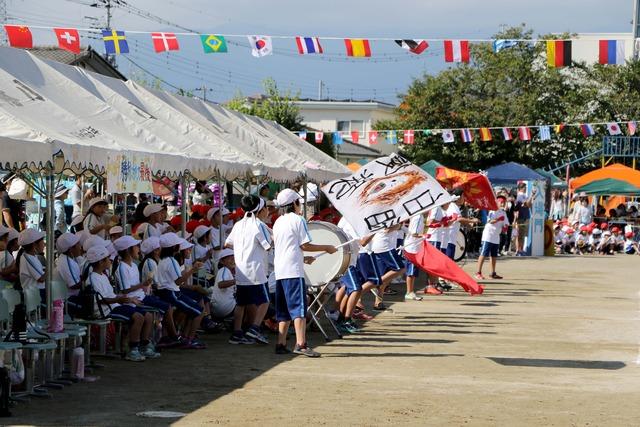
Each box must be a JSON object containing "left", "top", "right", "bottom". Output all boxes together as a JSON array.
[{"left": 378, "top": 26, "right": 618, "bottom": 173}]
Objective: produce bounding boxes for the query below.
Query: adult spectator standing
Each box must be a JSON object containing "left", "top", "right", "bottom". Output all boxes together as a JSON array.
[
  {"left": 54, "top": 184, "right": 70, "bottom": 237},
  {"left": 513, "top": 182, "right": 534, "bottom": 256},
  {"left": 69, "top": 176, "right": 83, "bottom": 219},
  {"left": 550, "top": 190, "right": 565, "bottom": 221},
  {"left": 0, "top": 174, "right": 22, "bottom": 231}
]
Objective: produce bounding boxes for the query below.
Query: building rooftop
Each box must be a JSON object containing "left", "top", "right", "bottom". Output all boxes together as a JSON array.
[
  {"left": 336, "top": 140, "right": 383, "bottom": 158},
  {"left": 27, "top": 46, "right": 127, "bottom": 81}
]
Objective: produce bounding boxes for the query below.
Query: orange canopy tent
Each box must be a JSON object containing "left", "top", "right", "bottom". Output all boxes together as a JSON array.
[{"left": 570, "top": 163, "right": 640, "bottom": 191}]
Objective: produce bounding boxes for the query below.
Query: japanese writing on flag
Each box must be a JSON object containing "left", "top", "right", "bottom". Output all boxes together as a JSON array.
[{"left": 322, "top": 153, "right": 454, "bottom": 237}]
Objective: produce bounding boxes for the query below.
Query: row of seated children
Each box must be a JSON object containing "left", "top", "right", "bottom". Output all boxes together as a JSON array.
[{"left": 555, "top": 221, "right": 638, "bottom": 255}]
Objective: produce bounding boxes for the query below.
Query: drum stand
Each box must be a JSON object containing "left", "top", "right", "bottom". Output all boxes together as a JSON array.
[{"left": 307, "top": 282, "right": 343, "bottom": 341}]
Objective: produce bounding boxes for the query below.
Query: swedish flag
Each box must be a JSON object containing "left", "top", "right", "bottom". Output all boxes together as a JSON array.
[{"left": 102, "top": 29, "right": 129, "bottom": 55}]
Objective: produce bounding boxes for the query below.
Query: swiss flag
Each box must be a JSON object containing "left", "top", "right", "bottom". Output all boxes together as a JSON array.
[
  {"left": 54, "top": 28, "right": 81, "bottom": 54},
  {"left": 4, "top": 25, "right": 33, "bottom": 49},
  {"left": 368, "top": 131, "right": 378, "bottom": 145},
  {"left": 403, "top": 129, "right": 415, "bottom": 145},
  {"left": 314, "top": 132, "right": 324, "bottom": 144},
  {"left": 351, "top": 131, "right": 360, "bottom": 144},
  {"left": 151, "top": 32, "right": 179, "bottom": 53}
]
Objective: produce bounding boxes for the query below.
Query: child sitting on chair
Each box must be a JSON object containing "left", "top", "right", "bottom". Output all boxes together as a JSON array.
[{"left": 211, "top": 248, "right": 236, "bottom": 321}]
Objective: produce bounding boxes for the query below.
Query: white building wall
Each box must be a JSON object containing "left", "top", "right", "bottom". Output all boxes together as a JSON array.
[{"left": 572, "top": 33, "right": 634, "bottom": 64}]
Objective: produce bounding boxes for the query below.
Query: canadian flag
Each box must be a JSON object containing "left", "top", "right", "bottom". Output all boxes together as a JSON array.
[
  {"left": 314, "top": 132, "right": 324, "bottom": 144},
  {"left": 368, "top": 131, "right": 378, "bottom": 144},
  {"left": 444, "top": 40, "right": 470, "bottom": 63},
  {"left": 151, "top": 32, "right": 179, "bottom": 53},
  {"left": 403, "top": 129, "right": 415, "bottom": 145},
  {"left": 607, "top": 122, "right": 622, "bottom": 135}
]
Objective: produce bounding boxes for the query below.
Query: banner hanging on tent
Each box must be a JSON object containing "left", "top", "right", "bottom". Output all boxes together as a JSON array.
[
  {"left": 106, "top": 152, "right": 154, "bottom": 194},
  {"left": 322, "top": 153, "right": 454, "bottom": 236}
]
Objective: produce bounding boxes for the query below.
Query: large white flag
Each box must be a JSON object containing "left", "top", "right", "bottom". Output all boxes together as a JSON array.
[{"left": 322, "top": 153, "right": 454, "bottom": 237}]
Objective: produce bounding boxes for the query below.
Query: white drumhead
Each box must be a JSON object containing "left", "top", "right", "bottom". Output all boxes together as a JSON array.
[{"left": 304, "top": 221, "right": 351, "bottom": 286}]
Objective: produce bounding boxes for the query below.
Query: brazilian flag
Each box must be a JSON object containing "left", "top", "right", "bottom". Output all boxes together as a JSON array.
[{"left": 200, "top": 35, "right": 228, "bottom": 53}]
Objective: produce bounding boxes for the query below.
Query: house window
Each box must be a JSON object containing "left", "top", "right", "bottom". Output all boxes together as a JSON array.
[
  {"left": 350, "top": 120, "right": 365, "bottom": 134},
  {"left": 337, "top": 120, "right": 350, "bottom": 132}
]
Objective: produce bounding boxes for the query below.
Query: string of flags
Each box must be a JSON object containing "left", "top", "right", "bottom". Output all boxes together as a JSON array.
[
  {"left": 296, "top": 121, "right": 639, "bottom": 145},
  {"left": 1, "top": 24, "right": 634, "bottom": 66}
]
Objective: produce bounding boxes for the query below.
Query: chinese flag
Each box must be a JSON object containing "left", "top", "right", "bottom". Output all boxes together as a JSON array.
[
  {"left": 4, "top": 25, "right": 33, "bottom": 49},
  {"left": 405, "top": 241, "right": 484, "bottom": 295},
  {"left": 54, "top": 28, "right": 81, "bottom": 54}
]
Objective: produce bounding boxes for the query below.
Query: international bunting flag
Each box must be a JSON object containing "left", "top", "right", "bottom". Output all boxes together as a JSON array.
[
  {"left": 460, "top": 129, "right": 473, "bottom": 143},
  {"left": 598, "top": 40, "right": 625, "bottom": 65},
  {"left": 314, "top": 132, "right": 324, "bottom": 144},
  {"left": 298, "top": 130, "right": 307, "bottom": 140},
  {"left": 102, "top": 29, "right": 129, "bottom": 54},
  {"left": 539, "top": 126, "right": 551, "bottom": 141},
  {"left": 502, "top": 128, "right": 513, "bottom": 141},
  {"left": 580, "top": 123, "right": 595, "bottom": 137},
  {"left": 387, "top": 130, "right": 398, "bottom": 144},
  {"left": 248, "top": 35, "right": 273, "bottom": 57},
  {"left": 395, "top": 39, "right": 429, "bottom": 54},
  {"left": 479, "top": 128, "right": 492, "bottom": 142},
  {"left": 607, "top": 122, "right": 622, "bottom": 135},
  {"left": 54, "top": 28, "right": 81, "bottom": 54},
  {"left": 332, "top": 131, "right": 343, "bottom": 145},
  {"left": 444, "top": 40, "right": 470, "bottom": 63},
  {"left": 442, "top": 129, "right": 455, "bottom": 143},
  {"left": 200, "top": 35, "right": 228, "bottom": 53},
  {"left": 368, "top": 131, "right": 378, "bottom": 144},
  {"left": 295, "top": 37, "right": 323, "bottom": 54},
  {"left": 151, "top": 32, "right": 179, "bottom": 53},
  {"left": 546, "top": 40, "right": 572, "bottom": 68},
  {"left": 492, "top": 39, "right": 518, "bottom": 52},
  {"left": 518, "top": 126, "right": 532, "bottom": 141},
  {"left": 4, "top": 25, "right": 33, "bottom": 49},
  {"left": 403, "top": 129, "right": 415, "bottom": 144},
  {"left": 554, "top": 123, "right": 565, "bottom": 134},
  {"left": 344, "top": 39, "right": 371, "bottom": 57},
  {"left": 628, "top": 121, "right": 637, "bottom": 135},
  {"left": 350, "top": 131, "right": 360, "bottom": 144}
]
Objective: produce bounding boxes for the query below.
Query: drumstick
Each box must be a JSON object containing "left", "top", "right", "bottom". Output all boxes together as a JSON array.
[{"left": 311, "top": 238, "right": 360, "bottom": 258}]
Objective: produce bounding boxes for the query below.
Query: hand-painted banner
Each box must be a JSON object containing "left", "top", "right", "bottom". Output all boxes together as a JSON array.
[
  {"left": 106, "top": 152, "right": 154, "bottom": 194},
  {"left": 322, "top": 153, "right": 454, "bottom": 237}
]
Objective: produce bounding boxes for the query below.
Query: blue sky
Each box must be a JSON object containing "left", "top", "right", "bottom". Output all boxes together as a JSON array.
[{"left": 6, "top": 0, "right": 634, "bottom": 103}]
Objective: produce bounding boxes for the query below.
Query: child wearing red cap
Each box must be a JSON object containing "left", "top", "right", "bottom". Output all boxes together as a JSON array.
[{"left": 624, "top": 231, "right": 639, "bottom": 255}]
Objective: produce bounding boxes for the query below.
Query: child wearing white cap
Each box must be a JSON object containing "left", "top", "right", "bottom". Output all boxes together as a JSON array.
[
  {"left": 207, "top": 206, "right": 229, "bottom": 264},
  {"left": 272, "top": 188, "right": 336, "bottom": 357},
  {"left": 54, "top": 184, "right": 69, "bottom": 235},
  {"left": 17, "top": 229, "right": 46, "bottom": 300},
  {"left": 192, "top": 225, "right": 214, "bottom": 275},
  {"left": 109, "top": 226, "right": 124, "bottom": 241},
  {"left": 0, "top": 226, "right": 19, "bottom": 283},
  {"left": 141, "top": 204, "right": 164, "bottom": 239},
  {"left": 83, "top": 198, "right": 117, "bottom": 239},
  {"left": 86, "top": 246, "right": 159, "bottom": 362},
  {"left": 211, "top": 248, "right": 236, "bottom": 320},
  {"left": 55, "top": 232, "right": 84, "bottom": 316}
]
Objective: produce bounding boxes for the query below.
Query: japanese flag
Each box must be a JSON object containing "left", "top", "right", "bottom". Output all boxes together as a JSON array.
[{"left": 607, "top": 122, "right": 622, "bottom": 135}]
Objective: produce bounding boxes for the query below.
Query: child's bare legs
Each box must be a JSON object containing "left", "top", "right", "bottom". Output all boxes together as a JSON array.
[{"left": 277, "top": 320, "right": 290, "bottom": 346}]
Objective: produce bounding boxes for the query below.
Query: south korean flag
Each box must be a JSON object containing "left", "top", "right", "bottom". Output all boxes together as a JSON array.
[{"left": 441, "top": 129, "right": 455, "bottom": 143}]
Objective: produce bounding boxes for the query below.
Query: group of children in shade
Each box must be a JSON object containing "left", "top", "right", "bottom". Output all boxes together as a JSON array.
[{"left": 555, "top": 220, "right": 639, "bottom": 255}]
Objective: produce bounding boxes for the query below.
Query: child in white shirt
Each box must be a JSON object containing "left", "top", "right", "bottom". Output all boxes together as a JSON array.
[
  {"left": 624, "top": 231, "right": 639, "bottom": 255},
  {"left": 476, "top": 195, "right": 509, "bottom": 280},
  {"left": 211, "top": 249, "right": 236, "bottom": 319},
  {"left": 0, "top": 226, "right": 18, "bottom": 283}
]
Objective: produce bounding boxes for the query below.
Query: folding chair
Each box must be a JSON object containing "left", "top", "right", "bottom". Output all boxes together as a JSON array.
[
  {"left": 0, "top": 296, "right": 24, "bottom": 402},
  {"left": 307, "top": 282, "right": 343, "bottom": 341}
]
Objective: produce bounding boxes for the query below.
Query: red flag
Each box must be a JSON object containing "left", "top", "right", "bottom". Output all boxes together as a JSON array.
[
  {"left": 403, "top": 129, "right": 415, "bottom": 144},
  {"left": 443, "top": 40, "right": 470, "bottom": 63},
  {"left": 435, "top": 166, "right": 498, "bottom": 211},
  {"left": 368, "top": 131, "right": 378, "bottom": 144},
  {"left": 350, "top": 130, "right": 360, "bottom": 143},
  {"left": 54, "top": 28, "right": 81, "bottom": 54},
  {"left": 4, "top": 25, "right": 33, "bottom": 49},
  {"left": 151, "top": 32, "right": 179, "bottom": 53},
  {"left": 405, "top": 241, "right": 483, "bottom": 295},
  {"left": 314, "top": 132, "right": 324, "bottom": 144}
]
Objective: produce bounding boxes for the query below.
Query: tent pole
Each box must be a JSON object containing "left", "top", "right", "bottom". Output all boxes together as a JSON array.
[
  {"left": 180, "top": 174, "right": 188, "bottom": 235},
  {"left": 45, "top": 165, "right": 55, "bottom": 323},
  {"left": 217, "top": 175, "right": 223, "bottom": 249},
  {"left": 302, "top": 175, "right": 308, "bottom": 219},
  {"left": 121, "top": 194, "right": 127, "bottom": 234}
]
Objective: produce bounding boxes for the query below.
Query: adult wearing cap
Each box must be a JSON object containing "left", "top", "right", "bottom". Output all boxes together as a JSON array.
[
  {"left": 0, "top": 225, "right": 18, "bottom": 282},
  {"left": 207, "top": 206, "right": 230, "bottom": 264},
  {"left": 84, "top": 198, "right": 118, "bottom": 239},
  {"left": 86, "top": 246, "right": 159, "bottom": 362},
  {"left": 0, "top": 173, "right": 21, "bottom": 230},
  {"left": 55, "top": 232, "right": 84, "bottom": 316},
  {"left": 54, "top": 184, "right": 70, "bottom": 236},
  {"left": 272, "top": 188, "right": 336, "bottom": 358},
  {"left": 17, "top": 228, "right": 46, "bottom": 301}
]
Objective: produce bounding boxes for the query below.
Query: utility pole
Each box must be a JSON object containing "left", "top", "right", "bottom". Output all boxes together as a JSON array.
[
  {"left": 0, "top": 0, "right": 7, "bottom": 46},
  {"left": 106, "top": 0, "right": 112, "bottom": 29},
  {"left": 633, "top": 0, "right": 640, "bottom": 58},
  {"left": 317, "top": 80, "right": 323, "bottom": 100},
  {"left": 194, "top": 85, "right": 213, "bottom": 102}
]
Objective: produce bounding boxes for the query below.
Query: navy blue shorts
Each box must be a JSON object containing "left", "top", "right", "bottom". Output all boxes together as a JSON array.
[
  {"left": 141, "top": 294, "right": 171, "bottom": 315},
  {"left": 374, "top": 250, "right": 405, "bottom": 275},
  {"left": 181, "top": 288, "right": 209, "bottom": 304},
  {"left": 405, "top": 259, "right": 418, "bottom": 277},
  {"left": 236, "top": 284, "right": 269, "bottom": 306},
  {"left": 156, "top": 289, "right": 203, "bottom": 318},
  {"left": 108, "top": 305, "right": 146, "bottom": 323},
  {"left": 446, "top": 243, "right": 456, "bottom": 259},
  {"left": 340, "top": 265, "right": 365, "bottom": 295},
  {"left": 275, "top": 278, "right": 307, "bottom": 322},
  {"left": 480, "top": 241, "right": 499, "bottom": 257},
  {"left": 357, "top": 253, "right": 381, "bottom": 286},
  {"left": 428, "top": 240, "right": 441, "bottom": 250}
]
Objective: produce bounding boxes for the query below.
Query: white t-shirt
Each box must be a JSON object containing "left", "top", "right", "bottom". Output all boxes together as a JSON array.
[
  {"left": 576, "top": 205, "right": 592, "bottom": 225},
  {"left": 69, "top": 183, "right": 82, "bottom": 218},
  {"left": 225, "top": 216, "right": 272, "bottom": 285},
  {"left": 20, "top": 253, "right": 45, "bottom": 290},
  {"left": 446, "top": 203, "right": 462, "bottom": 246},
  {"left": 404, "top": 215, "right": 425, "bottom": 254},
  {"left": 426, "top": 207, "right": 445, "bottom": 242},
  {"left": 156, "top": 257, "right": 181, "bottom": 291},
  {"left": 273, "top": 213, "right": 311, "bottom": 280},
  {"left": 115, "top": 260, "right": 146, "bottom": 302},
  {"left": 211, "top": 266, "right": 236, "bottom": 317},
  {"left": 194, "top": 243, "right": 213, "bottom": 272},
  {"left": 337, "top": 217, "right": 360, "bottom": 267},
  {"left": 371, "top": 229, "right": 397, "bottom": 254},
  {"left": 209, "top": 226, "right": 226, "bottom": 263},
  {"left": 481, "top": 209, "right": 508, "bottom": 244},
  {"left": 90, "top": 271, "right": 118, "bottom": 315},
  {"left": 588, "top": 235, "right": 601, "bottom": 247},
  {"left": 84, "top": 213, "right": 107, "bottom": 239},
  {"left": 142, "top": 223, "right": 163, "bottom": 240},
  {"left": 624, "top": 238, "right": 635, "bottom": 253},
  {"left": 140, "top": 257, "right": 158, "bottom": 285},
  {"left": 0, "top": 250, "right": 15, "bottom": 271},
  {"left": 192, "top": 190, "right": 211, "bottom": 206},
  {"left": 56, "top": 254, "right": 81, "bottom": 296},
  {"left": 575, "top": 233, "right": 588, "bottom": 246}
]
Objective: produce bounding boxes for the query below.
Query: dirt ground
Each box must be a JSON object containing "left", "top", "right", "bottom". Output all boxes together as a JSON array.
[{"left": 8, "top": 254, "right": 640, "bottom": 426}]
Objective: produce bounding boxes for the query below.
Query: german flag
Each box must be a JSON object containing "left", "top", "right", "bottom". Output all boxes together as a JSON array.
[
  {"left": 479, "top": 128, "right": 492, "bottom": 142},
  {"left": 546, "top": 41, "right": 572, "bottom": 68},
  {"left": 344, "top": 39, "right": 371, "bottom": 57}
]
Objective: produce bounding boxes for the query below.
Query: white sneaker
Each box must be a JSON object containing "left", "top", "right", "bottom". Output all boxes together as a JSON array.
[
  {"left": 404, "top": 292, "right": 423, "bottom": 301},
  {"left": 142, "top": 343, "right": 161, "bottom": 359}
]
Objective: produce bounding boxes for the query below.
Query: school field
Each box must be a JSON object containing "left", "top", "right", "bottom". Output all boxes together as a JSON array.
[{"left": 10, "top": 254, "right": 640, "bottom": 426}]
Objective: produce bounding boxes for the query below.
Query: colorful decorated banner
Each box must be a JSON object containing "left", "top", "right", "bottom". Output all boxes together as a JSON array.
[
  {"left": 322, "top": 153, "right": 454, "bottom": 236},
  {"left": 106, "top": 152, "right": 154, "bottom": 194},
  {"left": 434, "top": 167, "right": 498, "bottom": 211}
]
